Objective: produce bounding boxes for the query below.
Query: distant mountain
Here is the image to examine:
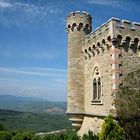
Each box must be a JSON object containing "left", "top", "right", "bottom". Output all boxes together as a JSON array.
[
  {"left": 0, "top": 95, "right": 43, "bottom": 101},
  {"left": 0, "top": 108, "right": 71, "bottom": 132},
  {"left": 0, "top": 95, "right": 67, "bottom": 114}
]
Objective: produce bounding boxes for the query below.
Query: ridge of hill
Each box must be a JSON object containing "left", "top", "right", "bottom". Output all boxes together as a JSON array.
[{"left": 0, "top": 95, "right": 66, "bottom": 114}]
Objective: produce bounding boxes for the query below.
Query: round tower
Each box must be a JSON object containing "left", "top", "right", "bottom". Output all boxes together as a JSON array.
[{"left": 66, "top": 11, "right": 92, "bottom": 130}]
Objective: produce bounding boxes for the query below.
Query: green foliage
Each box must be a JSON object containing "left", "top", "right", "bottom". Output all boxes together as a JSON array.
[
  {"left": 11, "top": 133, "right": 24, "bottom": 140},
  {"left": 83, "top": 130, "right": 99, "bottom": 140},
  {"left": 99, "top": 115, "right": 126, "bottom": 140},
  {"left": 0, "top": 124, "right": 5, "bottom": 131},
  {"left": 44, "top": 129, "right": 79, "bottom": 140},
  {"left": 115, "top": 87, "right": 140, "bottom": 140},
  {"left": 124, "top": 69, "right": 140, "bottom": 88},
  {"left": 40, "top": 133, "right": 64, "bottom": 140},
  {"left": 11, "top": 131, "right": 34, "bottom": 140},
  {"left": 32, "top": 135, "right": 40, "bottom": 140},
  {"left": 115, "top": 70, "right": 140, "bottom": 139},
  {"left": 0, "top": 108, "right": 71, "bottom": 132},
  {"left": 64, "top": 129, "right": 80, "bottom": 140},
  {"left": 33, "top": 129, "right": 80, "bottom": 140},
  {"left": 115, "top": 87, "right": 140, "bottom": 119},
  {"left": 34, "top": 129, "right": 99, "bottom": 140},
  {"left": 0, "top": 131, "right": 12, "bottom": 140}
]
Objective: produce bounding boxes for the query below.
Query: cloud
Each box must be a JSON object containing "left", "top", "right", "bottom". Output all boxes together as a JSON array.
[
  {"left": 0, "top": 0, "right": 13, "bottom": 8},
  {"left": 0, "top": 83, "right": 66, "bottom": 101},
  {"left": 87, "top": 0, "right": 119, "bottom": 6},
  {"left": 28, "top": 51, "right": 57, "bottom": 60},
  {"left": 87, "top": 0, "right": 140, "bottom": 11},
  {"left": 0, "top": 45, "right": 57, "bottom": 60},
  {"left": 0, "top": 67, "right": 67, "bottom": 101},
  {"left": 0, "top": 67, "right": 67, "bottom": 78},
  {"left": 0, "top": 0, "right": 63, "bottom": 27},
  {"left": 0, "top": 78, "right": 18, "bottom": 81},
  {"left": 0, "top": 0, "right": 62, "bottom": 14}
]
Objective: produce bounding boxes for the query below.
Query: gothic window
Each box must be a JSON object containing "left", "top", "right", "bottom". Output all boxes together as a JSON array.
[{"left": 92, "top": 67, "right": 101, "bottom": 101}]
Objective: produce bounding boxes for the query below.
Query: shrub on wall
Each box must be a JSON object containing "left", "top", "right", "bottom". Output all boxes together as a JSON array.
[{"left": 99, "top": 115, "right": 126, "bottom": 140}]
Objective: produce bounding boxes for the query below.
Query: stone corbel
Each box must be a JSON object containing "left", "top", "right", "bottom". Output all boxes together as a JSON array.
[
  {"left": 99, "top": 44, "right": 105, "bottom": 52},
  {"left": 130, "top": 40, "right": 134, "bottom": 48},
  {"left": 111, "top": 38, "right": 118, "bottom": 47},
  {"left": 87, "top": 50, "right": 91, "bottom": 58},
  {"left": 121, "top": 39, "right": 126, "bottom": 46},
  {"left": 82, "top": 48, "right": 87, "bottom": 60},
  {"left": 94, "top": 47, "right": 99, "bottom": 55},
  {"left": 138, "top": 43, "right": 140, "bottom": 50},
  {"left": 84, "top": 49, "right": 90, "bottom": 60},
  {"left": 104, "top": 42, "right": 110, "bottom": 51},
  {"left": 83, "top": 51, "right": 88, "bottom": 60},
  {"left": 88, "top": 48, "right": 94, "bottom": 57}
]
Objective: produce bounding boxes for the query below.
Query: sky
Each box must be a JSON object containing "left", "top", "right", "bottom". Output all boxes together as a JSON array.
[{"left": 0, "top": 0, "right": 139, "bottom": 101}]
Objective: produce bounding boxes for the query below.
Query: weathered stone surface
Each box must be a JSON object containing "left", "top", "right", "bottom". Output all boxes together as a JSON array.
[{"left": 66, "top": 11, "right": 140, "bottom": 136}]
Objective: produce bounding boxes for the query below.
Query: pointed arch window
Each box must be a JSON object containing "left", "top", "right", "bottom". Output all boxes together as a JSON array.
[{"left": 92, "top": 67, "right": 102, "bottom": 102}]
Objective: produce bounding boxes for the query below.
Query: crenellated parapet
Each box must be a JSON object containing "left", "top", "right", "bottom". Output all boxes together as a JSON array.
[
  {"left": 113, "top": 18, "right": 140, "bottom": 49},
  {"left": 66, "top": 11, "right": 92, "bottom": 34},
  {"left": 82, "top": 18, "right": 140, "bottom": 60}
]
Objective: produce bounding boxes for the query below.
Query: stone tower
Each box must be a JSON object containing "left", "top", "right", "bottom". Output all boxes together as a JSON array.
[
  {"left": 66, "top": 11, "right": 92, "bottom": 129},
  {"left": 66, "top": 11, "right": 140, "bottom": 135}
]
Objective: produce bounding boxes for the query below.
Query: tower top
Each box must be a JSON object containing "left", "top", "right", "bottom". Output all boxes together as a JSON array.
[
  {"left": 66, "top": 11, "right": 92, "bottom": 34},
  {"left": 67, "top": 11, "right": 91, "bottom": 20}
]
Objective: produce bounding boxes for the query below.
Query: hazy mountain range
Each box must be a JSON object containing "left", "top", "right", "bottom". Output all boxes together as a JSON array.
[{"left": 0, "top": 95, "right": 67, "bottom": 114}]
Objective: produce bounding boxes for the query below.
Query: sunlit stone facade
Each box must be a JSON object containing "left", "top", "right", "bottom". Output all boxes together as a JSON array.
[{"left": 66, "top": 11, "right": 140, "bottom": 135}]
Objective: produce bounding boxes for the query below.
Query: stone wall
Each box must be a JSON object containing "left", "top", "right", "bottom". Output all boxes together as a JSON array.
[
  {"left": 78, "top": 116, "right": 104, "bottom": 135},
  {"left": 84, "top": 50, "right": 113, "bottom": 116}
]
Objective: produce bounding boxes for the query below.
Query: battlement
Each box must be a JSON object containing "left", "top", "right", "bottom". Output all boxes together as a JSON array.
[
  {"left": 113, "top": 19, "right": 140, "bottom": 31},
  {"left": 67, "top": 11, "right": 91, "bottom": 20},
  {"left": 82, "top": 17, "right": 140, "bottom": 60},
  {"left": 83, "top": 17, "right": 140, "bottom": 43},
  {"left": 66, "top": 11, "right": 92, "bottom": 34}
]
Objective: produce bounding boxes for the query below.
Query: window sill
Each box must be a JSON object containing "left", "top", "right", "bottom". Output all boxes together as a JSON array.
[{"left": 91, "top": 100, "right": 103, "bottom": 105}]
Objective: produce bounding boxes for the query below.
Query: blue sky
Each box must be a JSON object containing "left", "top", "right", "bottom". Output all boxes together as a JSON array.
[{"left": 0, "top": 0, "right": 139, "bottom": 101}]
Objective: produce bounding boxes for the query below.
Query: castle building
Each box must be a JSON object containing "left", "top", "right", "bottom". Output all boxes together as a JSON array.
[{"left": 66, "top": 11, "right": 140, "bottom": 135}]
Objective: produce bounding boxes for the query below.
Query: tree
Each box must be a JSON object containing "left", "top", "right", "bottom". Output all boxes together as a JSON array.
[
  {"left": 0, "top": 124, "right": 5, "bottom": 131},
  {"left": 115, "top": 69, "right": 140, "bottom": 140},
  {"left": 0, "top": 131, "right": 12, "bottom": 140},
  {"left": 99, "top": 115, "right": 125, "bottom": 140}
]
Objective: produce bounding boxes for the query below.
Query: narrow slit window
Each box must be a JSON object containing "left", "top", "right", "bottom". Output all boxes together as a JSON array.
[
  {"left": 98, "top": 77, "right": 101, "bottom": 100},
  {"left": 93, "top": 78, "right": 97, "bottom": 100}
]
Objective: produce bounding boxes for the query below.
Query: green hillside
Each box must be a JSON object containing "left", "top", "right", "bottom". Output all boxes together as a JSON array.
[{"left": 0, "top": 108, "right": 72, "bottom": 132}]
